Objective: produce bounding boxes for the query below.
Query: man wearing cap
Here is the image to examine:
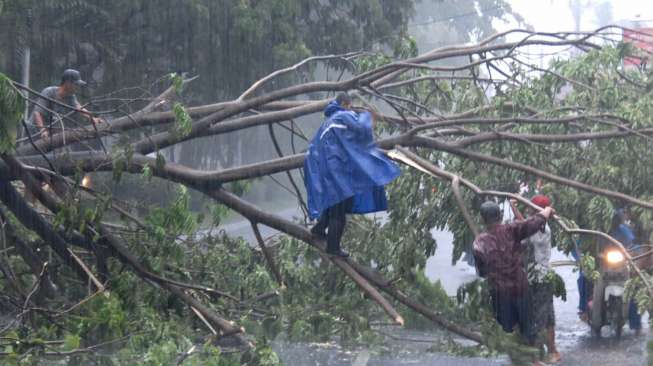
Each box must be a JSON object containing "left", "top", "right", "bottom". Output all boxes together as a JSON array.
[
  {"left": 510, "top": 195, "right": 561, "bottom": 364},
  {"left": 304, "top": 92, "right": 400, "bottom": 258},
  {"left": 472, "top": 200, "right": 555, "bottom": 349},
  {"left": 30, "top": 69, "right": 102, "bottom": 140}
]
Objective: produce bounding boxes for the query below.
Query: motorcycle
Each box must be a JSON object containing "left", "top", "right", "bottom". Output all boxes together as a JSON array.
[{"left": 588, "top": 245, "right": 629, "bottom": 339}]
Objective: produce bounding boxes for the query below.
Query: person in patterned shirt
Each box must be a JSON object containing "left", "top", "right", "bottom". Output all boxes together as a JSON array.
[{"left": 473, "top": 200, "right": 555, "bottom": 346}]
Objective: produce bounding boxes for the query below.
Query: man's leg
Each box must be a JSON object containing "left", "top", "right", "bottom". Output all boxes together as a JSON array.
[
  {"left": 542, "top": 283, "right": 561, "bottom": 363},
  {"left": 577, "top": 273, "right": 590, "bottom": 322},
  {"left": 326, "top": 198, "right": 353, "bottom": 257},
  {"left": 311, "top": 209, "right": 329, "bottom": 237},
  {"left": 514, "top": 293, "right": 546, "bottom": 365},
  {"left": 628, "top": 299, "right": 642, "bottom": 334},
  {"left": 515, "top": 292, "right": 535, "bottom": 344},
  {"left": 546, "top": 326, "right": 561, "bottom": 362},
  {"left": 491, "top": 290, "right": 515, "bottom": 333},
  {"left": 525, "top": 284, "right": 542, "bottom": 347},
  {"left": 577, "top": 273, "right": 586, "bottom": 312}
]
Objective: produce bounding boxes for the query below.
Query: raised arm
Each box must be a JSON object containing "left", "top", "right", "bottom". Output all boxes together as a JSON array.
[{"left": 510, "top": 206, "right": 554, "bottom": 241}]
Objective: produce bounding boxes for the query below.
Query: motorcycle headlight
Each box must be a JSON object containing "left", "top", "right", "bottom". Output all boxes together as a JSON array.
[
  {"left": 81, "top": 175, "right": 91, "bottom": 188},
  {"left": 606, "top": 250, "right": 625, "bottom": 264}
]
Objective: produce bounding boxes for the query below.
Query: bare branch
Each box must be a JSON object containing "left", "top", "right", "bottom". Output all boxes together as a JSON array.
[
  {"left": 238, "top": 52, "right": 364, "bottom": 101},
  {"left": 452, "top": 176, "right": 480, "bottom": 236},
  {"left": 250, "top": 221, "right": 285, "bottom": 287}
]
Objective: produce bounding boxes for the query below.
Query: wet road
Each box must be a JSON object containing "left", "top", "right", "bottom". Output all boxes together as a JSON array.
[
  {"left": 426, "top": 235, "right": 650, "bottom": 366},
  {"left": 549, "top": 248, "right": 649, "bottom": 366},
  {"left": 223, "top": 213, "right": 650, "bottom": 365}
]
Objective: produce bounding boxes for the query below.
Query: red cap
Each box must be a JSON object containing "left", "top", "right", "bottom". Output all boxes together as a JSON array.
[{"left": 531, "top": 195, "right": 551, "bottom": 208}]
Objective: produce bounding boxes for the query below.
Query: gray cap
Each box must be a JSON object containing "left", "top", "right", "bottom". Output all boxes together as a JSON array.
[
  {"left": 61, "top": 69, "right": 86, "bottom": 86},
  {"left": 480, "top": 201, "right": 501, "bottom": 224}
]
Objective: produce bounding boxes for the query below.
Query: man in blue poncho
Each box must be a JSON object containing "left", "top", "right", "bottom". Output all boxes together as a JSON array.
[{"left": 304, "top": 93, "right": 401, "bottom": 257}]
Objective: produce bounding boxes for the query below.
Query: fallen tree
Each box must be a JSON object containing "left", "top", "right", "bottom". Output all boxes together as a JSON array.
[{"left": 1, "top": 26, "right": 653, "bottom": 364}]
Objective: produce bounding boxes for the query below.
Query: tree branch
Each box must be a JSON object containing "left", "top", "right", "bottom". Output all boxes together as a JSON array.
[
  {"left": 250, "top": 221, "right": 285, "bottom": 287},
  {"left": 390, "top": 147, "right": 653, "bottom": 300}
]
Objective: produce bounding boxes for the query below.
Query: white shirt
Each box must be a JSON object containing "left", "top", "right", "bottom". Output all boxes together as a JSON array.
[{"left": 524, "top": 223, "right": 552, "bottom": 283}]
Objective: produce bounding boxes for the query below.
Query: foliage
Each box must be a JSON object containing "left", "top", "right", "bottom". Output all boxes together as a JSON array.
[
  {"left": 407, "top": 44, "right": 653, "bottom": 268},
  {"left": 543, "top": 270, "right": 566, "bottom": 301},
  {"left": 273, "top": 235, "right": 380, "bottom": 344},
  {"left": 0, "top": 73, "right": 23, "bottom": 153},
  {"left": 145, "top": 186, "right": 199, "bottom": 238},
  {"left": 0, "top": 185, "right": 277, "bottom": 365},
  {"left": 240, "top": 343, "right": 281, "bottom": 366},
  {"left": 579, "top": 253, "right": 600, "bottom": 282},
  {"left": 172, "top": 103, "right": 192, "bottom": 138},
  {"left": 0, "top": 0, "right": 417, "bottom": 99},
  {"left": 52, "top": 184, "right": 110, "bottom": 238},
  {"left": 141, "top": 164, "right": 152, "bottom": 182},
  {"left": 169, "top": 72, "right": 185, "bottom": 95}
]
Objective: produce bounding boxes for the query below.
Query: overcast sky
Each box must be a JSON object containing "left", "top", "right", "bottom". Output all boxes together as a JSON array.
[{"left": 506, "top": 0, "right": 653, "bottom": 32}]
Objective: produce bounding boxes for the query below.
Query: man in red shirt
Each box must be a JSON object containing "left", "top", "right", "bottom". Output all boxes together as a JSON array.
[{"left": 473, "top": 200, "right": 555, "bottom": 342}]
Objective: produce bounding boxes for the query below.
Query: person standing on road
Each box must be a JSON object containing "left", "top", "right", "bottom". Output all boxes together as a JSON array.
[
  {"left": 510, "top": 195, "right": 561, "bottom": 364},
  {"left": 304, "top": 93, "right": 400, "bottom": 258},
  {"left": 473, "top": 200, "right": 555, "bottom": 347}
]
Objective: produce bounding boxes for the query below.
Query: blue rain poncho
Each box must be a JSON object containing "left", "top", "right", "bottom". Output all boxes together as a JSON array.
[{"left": 304, "top": 100, "right": 401, "bottom": 219}]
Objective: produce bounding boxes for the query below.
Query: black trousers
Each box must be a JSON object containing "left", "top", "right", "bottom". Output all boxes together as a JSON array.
[
  {"left": 312, "top": 197, "right": 354, "bottom": 252},
  {"left": 490, "top": 289, "right": 533, "bottom": 342}
]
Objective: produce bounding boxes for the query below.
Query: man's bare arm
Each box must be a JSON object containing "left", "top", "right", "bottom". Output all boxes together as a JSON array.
[
  {"left": 33, "top": 111, "right": 50, "bottom": 138},
  {"left": 76, "top": 102, "right": 103, "bottom": 125},
  {"left": 539, "top": 206, "right": 554, "bottom": 220},
  {"left": 33, "top": 111, "right": 44, "bottom": 130},
  {"left": 512, "top": 206, "right": 554, "bottom": 241}
]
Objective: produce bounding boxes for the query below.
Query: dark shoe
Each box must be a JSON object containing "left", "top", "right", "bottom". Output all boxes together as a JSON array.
[
  {"left": 326, "top": 248, "right": 349, "bottom": 258},
  {"left": 310, "top": 226, "right": 326, "bottom": 238}
]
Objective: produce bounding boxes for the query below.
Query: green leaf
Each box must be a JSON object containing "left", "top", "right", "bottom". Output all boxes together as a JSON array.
[
  {"left": 168, "top": 72, "right": 184, "bottom": 95},
  {"left": 63, "top": 334, "right": 80, "bottom": 351},
  {"left": 142, "top": 164, "right": 153, "bottom": 182},
  {"left": 156, "top": 153, "right": 166, "bottom": 171},
  {"left": 0, "top": 73, "right": 23, "bottom": 154},
  {"left": 544, "top": 270, "right": 567, "bottom": 301},
  {"left": 172, "top": 102, "right": 192, "bottom": 138}
]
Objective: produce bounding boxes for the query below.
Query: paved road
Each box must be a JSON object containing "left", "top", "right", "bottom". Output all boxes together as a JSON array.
[{"left": 549, "top": 248, "right": 649, "bottom": 366}]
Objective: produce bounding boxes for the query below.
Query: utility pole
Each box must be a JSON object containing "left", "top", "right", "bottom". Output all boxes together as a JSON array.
[{"left": 20, "top": 7, "right": 33, "bottom": 136}]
